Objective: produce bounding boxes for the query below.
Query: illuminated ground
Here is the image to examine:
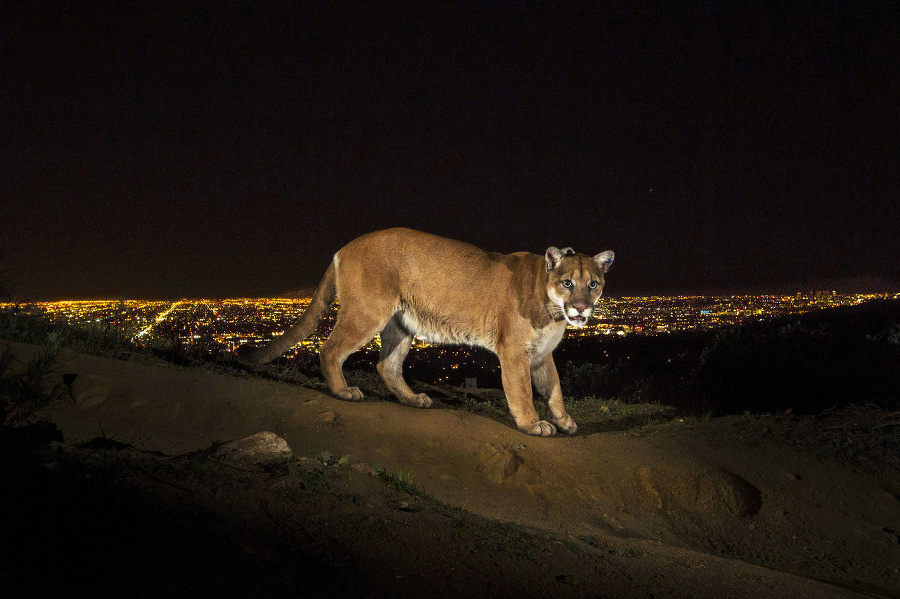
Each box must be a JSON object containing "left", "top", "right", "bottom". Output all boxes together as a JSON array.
[{"left": 4, "top": 340, "right": 897, "bottom": 598}]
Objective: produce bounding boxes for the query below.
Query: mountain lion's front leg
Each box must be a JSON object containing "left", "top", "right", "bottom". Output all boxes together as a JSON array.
[
  {"left": 498, "top": 348, "right": 557, "bottom": 436},
  {"left": 531, "top": 354, "right": 577, "bottom": 434}
]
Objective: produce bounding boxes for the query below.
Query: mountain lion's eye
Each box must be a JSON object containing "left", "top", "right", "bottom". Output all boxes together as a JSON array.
[
  {"left": 562, "top": 279, "right": 573, "bottom": 288},
  {"left": 588, "top": 281, "right": 598, "bottom": 289}
]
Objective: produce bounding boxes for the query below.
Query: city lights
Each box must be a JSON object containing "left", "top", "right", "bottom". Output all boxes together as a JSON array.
[
  {"left": 3, "top": 293, "right": 896, "bottom": 358},
  {"left": 3, "top": 292, "right": 895, "bottom": 389},
  {"left": 0, "top": 292, "right": 900, "bottom": 352}
]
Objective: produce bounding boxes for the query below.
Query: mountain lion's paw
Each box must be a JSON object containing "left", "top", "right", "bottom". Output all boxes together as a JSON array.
[
  {"left": 336, "top": 386, "right": 365, "bottom": 402},
  {"left": 520, "top": 420, "right": 557, "bottom": 436},
  {"left": 550, "top": 413, "right": 578, "bottom": 434},
  {"left": 401, "top": 393, "right": 433, "bottom": 408}
]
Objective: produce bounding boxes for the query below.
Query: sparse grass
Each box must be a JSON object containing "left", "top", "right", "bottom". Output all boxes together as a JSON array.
[
  {"left": 763, "top": 404, "right": 900, "bottom": 476},
  {"left": 678, "top": 410, "right": 715, "bottom": 425},
  {"left": 314, "top": 450, "right": 350, "bottom": 467},
  {"left": 461, "top": 394, "right": 508, "bottom": 419},
  {"left": 564, "top": 395, "right": 678, "bottom": 432},
  {"left": 275, "top": 456, "right": 340, "bottom": 493},
  {"left": 471, "top": 523, "right": 542, "bottom": 561},
  {"left": 370, "top": 461, "right": 431, "bottom": 498},
  {"left": 260, "top": 362, "right": 328, "bottom": 391}
]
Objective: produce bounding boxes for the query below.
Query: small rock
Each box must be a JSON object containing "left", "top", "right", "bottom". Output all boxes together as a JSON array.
[
  {"left": 351, "top": 463, "right": 376, "bottom": 476},
  {"left": 216, "top": 431, "right": 293, "bottom": 464},
  {"left": 783, "top": 472, "right": 800, "bottom": 481},
  {"left": 67, "top": 374, "right": 113, "bottom": 407},
  {"left": 316, "top": 410, "right": 337, "bottom": 423}
]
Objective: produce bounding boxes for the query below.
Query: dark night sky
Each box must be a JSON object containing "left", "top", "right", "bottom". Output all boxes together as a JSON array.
[{"left": 2, "top": 2, "right": 898, "bottom": 300}]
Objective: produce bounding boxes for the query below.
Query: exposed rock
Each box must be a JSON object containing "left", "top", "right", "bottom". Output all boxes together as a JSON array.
[
  {"left": 636, "top": 466, "right": 663, "bottom": 509},
  {"left": 476, "top": 442, "right": 525, "bottom": 485},
  {"left": 351, "top": 462, "right": 376, "bottom": 476},
  {"left": 475, "top": 442, "right": 550, "bottom": 491},
  {"left": 215, "top": 431, "right": 293, "bottom": 464},
  {"left": 67, "top": 373, "right": 113, "bottom": 408},
  {"left": 635, "top": 464, "right": 762, "bottom": 518},
  {"left": 316, "top": 410, "right": 337, "bottom": 423}
]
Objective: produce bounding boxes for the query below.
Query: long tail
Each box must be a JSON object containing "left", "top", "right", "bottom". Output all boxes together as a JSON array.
[{"left": 249, "top": 260, "right": 337, "bottom": 365}]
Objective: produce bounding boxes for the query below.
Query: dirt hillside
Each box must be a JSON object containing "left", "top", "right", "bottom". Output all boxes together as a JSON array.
[{"left": 7, "top": 341, "right": 900, "bottom": 598}]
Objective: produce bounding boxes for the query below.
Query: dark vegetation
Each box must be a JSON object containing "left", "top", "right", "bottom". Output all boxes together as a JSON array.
[{"left": 579, "top": 299, "right": 900, "bottom": 415}]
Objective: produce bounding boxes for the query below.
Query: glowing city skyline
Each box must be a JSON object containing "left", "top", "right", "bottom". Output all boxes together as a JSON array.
[{"left": 6, "top": 293, "right": 895, "bottom": 359}]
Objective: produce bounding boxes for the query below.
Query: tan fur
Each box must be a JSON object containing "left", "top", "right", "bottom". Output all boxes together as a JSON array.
[{"left": 248, "top": 228, "right": 614, "bottom": 436}]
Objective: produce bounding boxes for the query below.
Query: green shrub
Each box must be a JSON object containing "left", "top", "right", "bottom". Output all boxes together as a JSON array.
[
  {"left": 0, "top": 342, "right": 68, "bottom": 429},
  {"left": 0, "top": 313, "right": 140, "bottom": 359},
  {"left": 561, "top": 361, "right": 654, "bottom": 404}
]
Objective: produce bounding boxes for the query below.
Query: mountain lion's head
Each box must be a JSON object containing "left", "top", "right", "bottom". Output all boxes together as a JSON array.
[{"left": 545, "top": 246, "right": 614, "bottom": 327}]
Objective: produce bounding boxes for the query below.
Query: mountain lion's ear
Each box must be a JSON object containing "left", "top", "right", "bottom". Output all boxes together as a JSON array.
[
  {"left": 545, "top": 247, "right": 565, "bottom": 272},
  {"left": 560, "top": 247, "right": 575, "bottom": 256},
  {"left": 593, "top": 250, "right": 615, "bottom": 273}
]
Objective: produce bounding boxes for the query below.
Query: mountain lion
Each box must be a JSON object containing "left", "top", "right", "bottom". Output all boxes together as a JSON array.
[{"left": 246, "top": 228, "right": 614, "bottom": 436}]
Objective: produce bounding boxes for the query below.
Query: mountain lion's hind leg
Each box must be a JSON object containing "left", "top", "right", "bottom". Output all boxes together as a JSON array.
[
  {"left": 376, "top": 316, "right": 432, "bottom": 408},
  {"left": 319, "top": 303, "right": 392, "bottom": 402}
]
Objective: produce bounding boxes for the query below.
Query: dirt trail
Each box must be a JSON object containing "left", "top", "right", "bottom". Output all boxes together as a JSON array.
[{"left": 14, "top": 342, "right": 900, "bottom": 597}]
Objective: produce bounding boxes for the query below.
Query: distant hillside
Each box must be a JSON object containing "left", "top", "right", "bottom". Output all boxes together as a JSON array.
[{"left": 278, "top": 288, "right": 316, "bottom": 299}]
